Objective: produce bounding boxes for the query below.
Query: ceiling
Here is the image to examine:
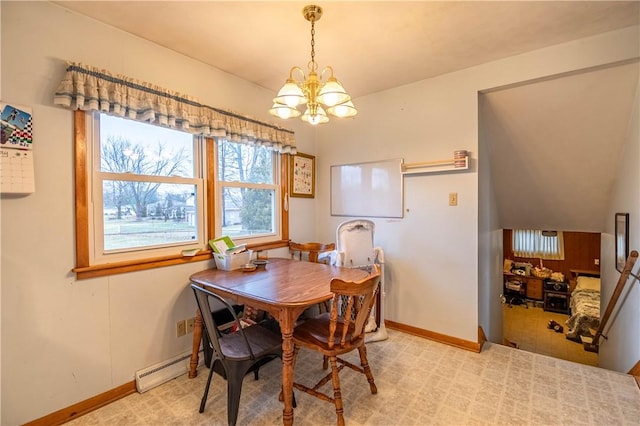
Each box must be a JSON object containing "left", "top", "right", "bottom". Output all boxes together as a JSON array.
[
  {"left": 53, "top": 1, "right": 640, "bottom": 232},
  {"left": 482, "top": 62, "right": 639, "bottom": 232}
]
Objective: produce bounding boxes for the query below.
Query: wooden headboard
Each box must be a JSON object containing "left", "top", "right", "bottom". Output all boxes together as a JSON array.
[
  {"left": 569, "top": 269, "right": 600, "bottom": 292},
  {"left": 570, "top": 269, "right": 601, "bottom": 279}
]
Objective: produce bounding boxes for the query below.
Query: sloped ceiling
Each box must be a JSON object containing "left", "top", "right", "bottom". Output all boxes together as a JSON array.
[
  {"left": 482, "top": 62, "right": 639, "bottom": 233},
  {"left": 52, "top": 1, "right": 640, "bottom": 233}
]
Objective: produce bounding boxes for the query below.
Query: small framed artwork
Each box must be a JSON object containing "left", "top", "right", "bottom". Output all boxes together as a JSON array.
[
  {"left": 290, "top": 152, "right": 315, "bottom": 198},
  {"left": 615, "top": 212, "right": 629, "bottom": 272}
]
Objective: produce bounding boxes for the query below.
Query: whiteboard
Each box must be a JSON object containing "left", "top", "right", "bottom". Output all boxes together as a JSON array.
[{"left": 330, "top": 158, "right": 404, "bottom": 218}]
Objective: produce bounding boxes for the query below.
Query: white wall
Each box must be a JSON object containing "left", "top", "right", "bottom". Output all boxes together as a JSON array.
[
  {"left": 314, "top": 26, "right": 640, "bottom": 344},
  {"left": 0, "top": 2, "right": 314, "bottom": 424},
  {"left": 600, "top": 71, "right": 640, "bottom": 373},
  {"left": 478, "top": 95, "right": 504, "bottom": 343}
]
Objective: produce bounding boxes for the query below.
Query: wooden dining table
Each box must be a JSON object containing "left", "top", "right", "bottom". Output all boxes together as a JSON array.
[{"left": 188, "top": 257, "right": 370, "bottom": 425}]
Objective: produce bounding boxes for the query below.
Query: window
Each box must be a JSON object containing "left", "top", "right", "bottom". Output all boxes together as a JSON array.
[
  {"left": 216, "top": 140, "right": 280, "bottom": 243},
  {"left": 512, "top": 229, "right": 565, "bottom": 260},
  {"left": 90, "top": 113, "right": 204, "bottom": 263},
  {"left": 73, "top": 111, "right": 290, "bottom": 278}
]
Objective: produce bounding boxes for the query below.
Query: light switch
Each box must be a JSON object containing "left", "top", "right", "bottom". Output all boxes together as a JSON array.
[{"left": 449, "top": 193, "right": 458, "bottom": 206}]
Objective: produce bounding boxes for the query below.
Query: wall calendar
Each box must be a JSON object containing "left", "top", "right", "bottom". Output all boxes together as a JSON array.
[{"left": 1, "top": 102, "right": 34, "bottom": 194}]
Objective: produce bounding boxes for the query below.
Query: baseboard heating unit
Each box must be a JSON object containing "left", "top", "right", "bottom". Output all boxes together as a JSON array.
[{"left": 135, "top": 349, "right": 203, "bottom": 393}]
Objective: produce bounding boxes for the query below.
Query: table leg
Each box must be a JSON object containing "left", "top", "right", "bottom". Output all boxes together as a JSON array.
[
  {"left": 278, "top": 307, "right": 306, "bottom": 426},
  {"left": 281, "top": 327, "right": 294, "bottom": 426},
  {"left": 189, "top": 308, "right": 203, "bottom": 378}
]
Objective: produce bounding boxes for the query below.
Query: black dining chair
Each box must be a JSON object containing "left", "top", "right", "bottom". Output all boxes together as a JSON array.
[
  {"left": 191, "top": 283, "right": 284, "bottom": 426},
  {"left": 201, "top": 303, "right": 244, "bottom": 369}
]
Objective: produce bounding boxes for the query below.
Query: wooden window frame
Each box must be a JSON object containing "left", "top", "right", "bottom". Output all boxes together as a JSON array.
[{"left": 72, "top": 110, "right": 290, "bottom": 279}]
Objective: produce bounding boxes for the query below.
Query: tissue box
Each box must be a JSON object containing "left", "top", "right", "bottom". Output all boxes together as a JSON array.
[{"left": 213, "top": 250, "right": 252, "bottom": 271}]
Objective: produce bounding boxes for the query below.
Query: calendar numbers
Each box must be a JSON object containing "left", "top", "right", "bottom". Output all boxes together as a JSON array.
[{"left": 0, "top": 148, "right": 35, "bottom": 193}]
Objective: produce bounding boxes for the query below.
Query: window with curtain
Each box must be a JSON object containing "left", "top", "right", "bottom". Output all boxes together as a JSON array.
[
  {"left": 512, "top": 229, "right": 565, "bottom": 260},
  {"left": 56, "top": 62, "right": 294, "bottom": 277}
]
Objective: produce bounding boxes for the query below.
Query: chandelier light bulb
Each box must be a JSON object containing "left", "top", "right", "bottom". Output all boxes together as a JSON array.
[
  {"left": 284, "top": 97, "right": 299, "bottom": 108},
  {"left": 269, "top": 103, "right": 301, "bottom": 119},
  {"left": 327, "top": 100, "right": 357, "bottom": 118},
  {"left": 316, "top": 76, "right": 350, "bottom": 107},
  {"left": 301, "top": 105, "right": 329, "bottom": 125},
  {"left": 278, "top": 107, "right": 294, "bottom": 119},
  {"left": 323, "top": 93, "right": 339, "bottom": 107},
  {"left": 274, "top": 78, "right": 306, "bottom": 108}
]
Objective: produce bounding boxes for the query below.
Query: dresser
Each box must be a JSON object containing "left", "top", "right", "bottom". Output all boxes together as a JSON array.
[{"left": 503, "top": 273, "right": 544, "bottom": 302}]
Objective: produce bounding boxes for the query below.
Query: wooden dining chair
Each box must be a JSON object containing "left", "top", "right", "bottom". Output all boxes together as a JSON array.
[
  {"left": 289, "top": 241, "right": 335, "bottom": 264},
  {"left": 291, "top": 265, "right": 381, "bottom": 426},
  {"left": 191, "top": 284, "right": 283, "bottom": 426}
]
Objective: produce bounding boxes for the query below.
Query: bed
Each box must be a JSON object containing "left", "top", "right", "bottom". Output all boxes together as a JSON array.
[{"left": 566, "top": 275, "right": 601, "bottom": 342}]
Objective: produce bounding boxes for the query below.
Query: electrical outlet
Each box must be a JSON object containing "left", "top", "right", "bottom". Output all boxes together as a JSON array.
[
  {"left": 449, "top": 193, "right": 458, "bottom": 206},
  {"left": 186, "top": 317, "right": 195, "bottom": 334},
  {"left": 594, "top": 259, "right": 600, "bottom": 265},
  {"left": 176, "top": 320, "right": 187, "bottom": 337}
]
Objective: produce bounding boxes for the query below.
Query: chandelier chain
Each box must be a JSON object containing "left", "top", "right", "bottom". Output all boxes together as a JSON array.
[{"left": 310, "top": 19, "right": 317, "bottom": 72}]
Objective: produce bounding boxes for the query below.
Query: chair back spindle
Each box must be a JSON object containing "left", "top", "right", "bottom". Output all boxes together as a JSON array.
[{"left": 328, "top": 266, "right": 379, "bottom": 349}]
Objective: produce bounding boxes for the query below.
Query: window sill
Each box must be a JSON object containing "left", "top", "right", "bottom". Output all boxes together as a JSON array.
[
  {"left": 73, "top": 240, "right": 290, "bottom": 279},
  {"left": 73, "top": 251, "right": 213, "bottom": 279}
]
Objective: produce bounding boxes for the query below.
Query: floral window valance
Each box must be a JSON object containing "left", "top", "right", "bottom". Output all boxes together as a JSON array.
[{"left": 53, "top": 62, "right": 296, "bottom": 153}]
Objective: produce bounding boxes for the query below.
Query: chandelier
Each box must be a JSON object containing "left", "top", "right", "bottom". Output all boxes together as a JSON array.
[{"left": 269, "top": 5, "right": 357, "bottom": 125}]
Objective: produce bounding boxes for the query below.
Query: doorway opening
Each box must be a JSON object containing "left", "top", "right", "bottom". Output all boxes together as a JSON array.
[{"left": 501, "top": 229, "right": 600, "bottom": 367}]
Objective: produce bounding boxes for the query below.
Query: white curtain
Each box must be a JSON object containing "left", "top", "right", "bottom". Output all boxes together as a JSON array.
[
  {"left": 512, "top": 229, "right": 565, "bottom": 260},
  {"left": 54, "top": 62, "right": 296, "bottom": 153}
]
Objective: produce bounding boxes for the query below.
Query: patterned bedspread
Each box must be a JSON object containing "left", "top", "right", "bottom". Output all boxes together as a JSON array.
[{"left": 566, "top": 288, "right": 600, "bottom": 341}]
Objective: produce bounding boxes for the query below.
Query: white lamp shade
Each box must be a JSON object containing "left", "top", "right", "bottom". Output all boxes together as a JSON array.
[
  {"left": 327, "top": 100, "right": 357, "bottom": 118},
  {"left": 274, "top": 80, "right": 306, "bottom": 108},
  {"left": 269, "top": 103, "right": 301, "bottom": 119},
  {"left": 301, "top": 105, "right": 329, "bottom": 125},
  {"left": 317, "top": 78, "right": 350, "bottom": 107}
]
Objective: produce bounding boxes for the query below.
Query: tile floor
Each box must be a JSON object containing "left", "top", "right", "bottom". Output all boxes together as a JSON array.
[
  {"left": 68, "top": 329, "right": 639, "bottom": 425},
  {"left": 503, "top": 304, "right": 599, "bottom": 367}
]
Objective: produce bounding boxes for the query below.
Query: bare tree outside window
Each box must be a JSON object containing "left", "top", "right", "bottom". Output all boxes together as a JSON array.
[
  {"left": 98, "top": 114, "right": 200, "bottom": 252},
  {"left": 218, "top": 140, "right": 276, "bottom": 238},
  {"left": 101, "top": 136, "right": 188, "bottom": 220}
]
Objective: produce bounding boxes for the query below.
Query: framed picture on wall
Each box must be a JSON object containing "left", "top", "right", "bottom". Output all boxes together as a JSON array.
[
  {"left": 615, "top": 212, "right": 629, "bottom": 272},
  {"left": 290, "top": 152, "right": 315, "bottom": 198}
]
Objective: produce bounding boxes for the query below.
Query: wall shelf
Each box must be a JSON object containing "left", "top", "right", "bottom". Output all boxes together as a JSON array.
[{"left": 402, "top": 155, "right": 468, "bottom": 175}]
